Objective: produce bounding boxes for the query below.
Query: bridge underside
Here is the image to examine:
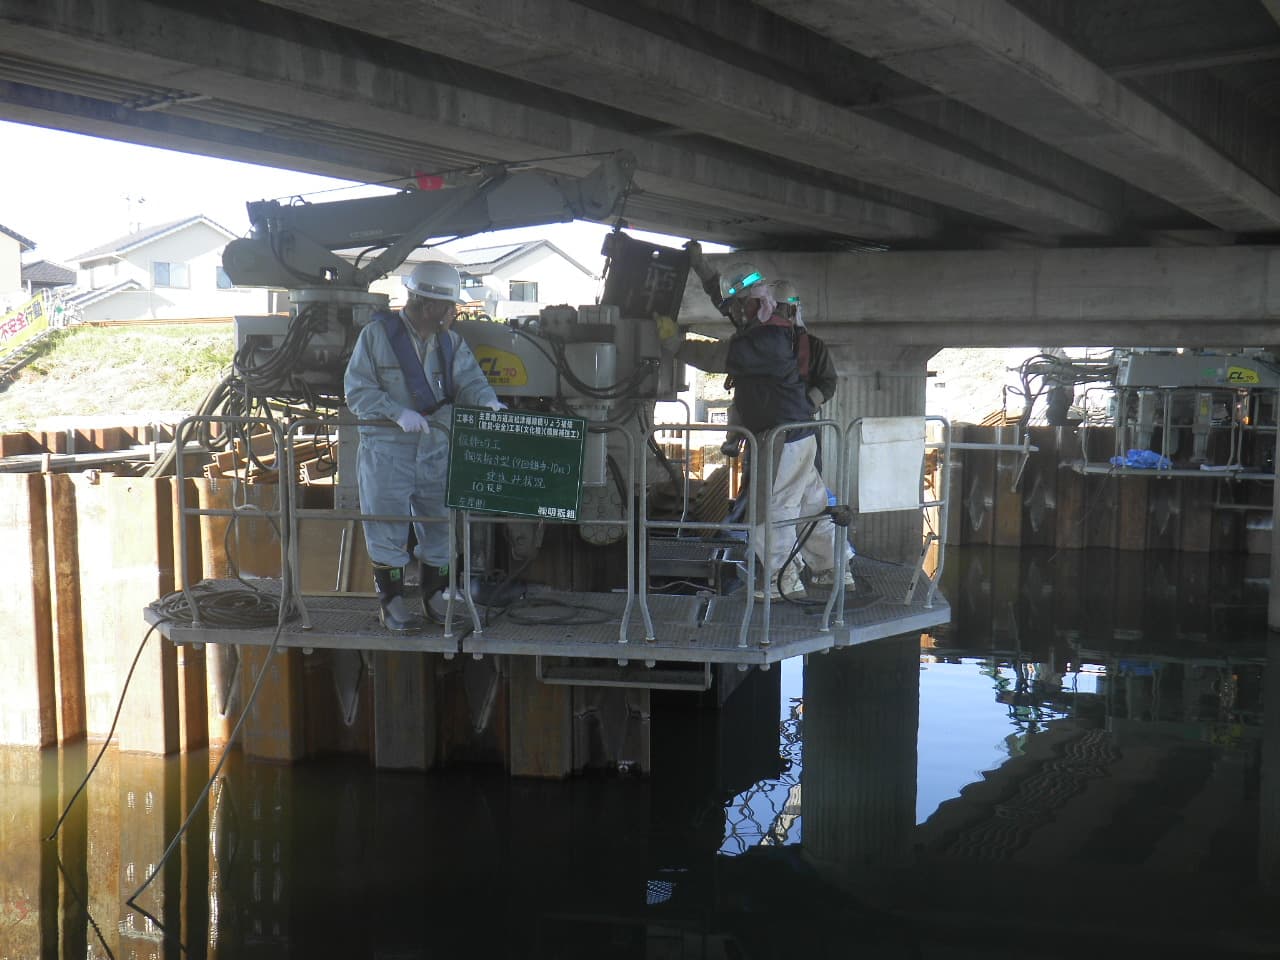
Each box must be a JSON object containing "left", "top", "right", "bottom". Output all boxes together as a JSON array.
[{"left": 1, "top": 0, "right": 1278, "bottom": 258}]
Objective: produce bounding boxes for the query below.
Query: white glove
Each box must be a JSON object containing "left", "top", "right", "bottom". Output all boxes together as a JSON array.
[
  {"left": 395, "top": 409, "right": 431, "bottom": 433},
  {"left": 486, "top": 399, "right": 508, "bottom": 411},
  {"left": 807, "top": 386, "right": 825, "bottom": 412}
]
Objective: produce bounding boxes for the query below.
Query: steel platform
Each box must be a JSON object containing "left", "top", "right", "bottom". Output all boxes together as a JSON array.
[{"left": 145, "top": 556, "right": 949, "bottom": 668}]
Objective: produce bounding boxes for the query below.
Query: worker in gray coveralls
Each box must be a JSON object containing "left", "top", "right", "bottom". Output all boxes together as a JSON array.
[{"left": 344, "top": 260, "right": 505, "bottom": 633}]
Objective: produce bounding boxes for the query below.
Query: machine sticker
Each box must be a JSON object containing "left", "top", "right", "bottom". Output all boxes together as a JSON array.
[
  {"left": 446, "top": 406, "right": 586, "bottom": 521},
  {"left": 473, "top": 346, "right": 528, "bottom": 387},
  {"left": 1226, "top": 366, "right": 1260, "bottom": 384}
]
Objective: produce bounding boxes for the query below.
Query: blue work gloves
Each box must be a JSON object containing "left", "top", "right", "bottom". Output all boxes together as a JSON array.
[
  {"left": 486, "top": 399, "right": 508, "bottom": 411},
  {"left": 395, "top": 409, "right": 431, "bottom": 433}
]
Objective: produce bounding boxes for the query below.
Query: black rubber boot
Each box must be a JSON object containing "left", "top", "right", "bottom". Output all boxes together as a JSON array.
[
  {"left": 372, "top": 564, "right": 424, "bottom": 634},
  {"left": 419, "top": 564, "right": 451, "bottom": 623}
]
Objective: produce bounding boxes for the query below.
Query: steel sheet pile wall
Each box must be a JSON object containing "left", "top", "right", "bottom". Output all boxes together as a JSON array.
[
  {"left": 0, "top": 475, "right": 55, "bottom": 746},
  {"left": 0, "top": 472, "right": 648, "bottom": 776},
  {"left": 945, "top": 426, "right": 1266, "bottom": 553}
]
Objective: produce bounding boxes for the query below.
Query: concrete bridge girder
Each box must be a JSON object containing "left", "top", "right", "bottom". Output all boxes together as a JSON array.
[
  {"left": 683, "top": 246, "right": 1280, "bottom": 349},
  {"left": 0, "top": 1, "right": 1276, "bottom": 256},
  {"left": 758, "top": 0, "right": 1280, "bottom": 233},
  {"left": 0, "top": 0, "right": 938, "bottom": 245},
  {"left": 257, "top": 0, "right": 1116, "bottom": 236}
]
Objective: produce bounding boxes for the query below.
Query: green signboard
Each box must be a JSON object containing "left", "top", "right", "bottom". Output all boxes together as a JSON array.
[{"left": 446, "top": 405, "right": 587, "bottom": 520}]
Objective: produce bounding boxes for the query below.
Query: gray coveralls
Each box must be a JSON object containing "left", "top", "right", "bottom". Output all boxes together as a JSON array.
[{"left": 344, "top": 312, "right": 499, "bottom": 569}]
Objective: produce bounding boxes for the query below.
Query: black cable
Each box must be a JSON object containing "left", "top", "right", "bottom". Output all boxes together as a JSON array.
[
  {"left": 353, "top": 244, "right": 389, "bottom": 269},
  {"left": 44, "top": 624, "right": 157, "bottom": 841},
  {"left": 638, "top": 404, "right": 682, "bottom": 490},
  {"left": 1013, "top": 352, "right": 1117, "bottom": 430},
  {"left": 605, "top": 453, "right": 628, "bottom": 509},
  {"left": 480, "top": 521, "right": 544, "bottom": 627},
  {"left": 144, "top": 371, "right": 240, "bottom": 478},
  {"left": 55, "top": 852, "right": 116, "bottom": 960},
  {"left": 772, "top": 519, "right": 833, "bottom": 610},
  {"left": 267, "top": 228, "right": 321, "bottom": 285},
  {"left": 258, "top": 149, "right": 624, "bottom": 206},
  {"left": 127, "top": 616, "right": 288, "bottom": 912},
  {"left": 505, "top": 597, "right": 614, "bottom": 626}
]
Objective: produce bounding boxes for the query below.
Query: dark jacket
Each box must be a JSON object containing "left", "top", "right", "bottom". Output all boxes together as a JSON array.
[
  {"left": 724, "top": 324, "right": 815, "bottom": 440},
  {"left": 800, "top": 329, "right": 837, "bottom": 408}
]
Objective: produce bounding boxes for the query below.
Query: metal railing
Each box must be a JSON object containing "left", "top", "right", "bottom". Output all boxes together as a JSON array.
[
  {"left": 171, "top": 408, "right": 948, "bottom": 652},
  {"left": 842, "top": 414, "right": 951, "bottom": 610},
  {"left": 641, "top": 418, "right": 845, "bottom": 648},
  {"left": 173, "top": 414, "right": 291, "bottom": 628}
]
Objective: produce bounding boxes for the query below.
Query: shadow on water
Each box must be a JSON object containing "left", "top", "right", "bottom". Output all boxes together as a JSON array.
[{"left": 2, "top": 545, "right": 1279, "bottom": 958}]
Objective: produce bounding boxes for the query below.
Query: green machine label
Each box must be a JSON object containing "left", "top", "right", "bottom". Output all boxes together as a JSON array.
[{"left": 446, "top": 406, "right": 587, "bottom": 520}]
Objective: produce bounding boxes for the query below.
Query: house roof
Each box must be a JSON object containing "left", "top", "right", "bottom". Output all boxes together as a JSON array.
[
  {"left": 69, "top": 215, "right": 238, "bottom": 263},
  {"left": 0, "top": 223, "right": 36, "bottom": 252},
  {"left": 21, "top": 260, "right": 75, "bottom": 286},
  {"left": 450, "top": 239, "right": 596, "bottom": 278},
  {"left": 67, "top": 278, "right": 145, "bottom": 307},
  {"left": 385, "top": 248, "right": 461, "bottom": 268}
]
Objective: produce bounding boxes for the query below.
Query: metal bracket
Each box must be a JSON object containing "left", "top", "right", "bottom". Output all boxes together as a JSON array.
[{"left": 535, "top": 656, "right": 712, "bottom": 691}]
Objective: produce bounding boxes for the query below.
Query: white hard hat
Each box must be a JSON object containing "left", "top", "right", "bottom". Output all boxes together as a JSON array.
[
  {"left": 773, "top": 278, "right": 805, "bottom": 327},
  {"left": 404, "top": 261, "right": 466, "bottom": 303},
  {"left": 718, "top": 261, "right": 765, "bottom": 300},
  {"left": 772, "top": 280, "right": 800, "bottom": 305}
]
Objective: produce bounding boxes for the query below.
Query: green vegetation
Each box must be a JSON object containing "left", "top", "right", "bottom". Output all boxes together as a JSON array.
[{"left": 0, "top": 323, "right": 236, "bottom": 430}]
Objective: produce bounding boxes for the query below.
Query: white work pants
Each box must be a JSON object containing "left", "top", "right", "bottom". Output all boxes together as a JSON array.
[
  {"left": 358, "top": 434, "right": 451, "bottom": 570},
  {"left": 753, "top": 434, "right": 838, "bottom": 580}
]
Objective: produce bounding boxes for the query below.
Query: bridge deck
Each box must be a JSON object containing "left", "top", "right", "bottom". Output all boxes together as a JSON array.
[{"left": 145, "top": 556, "right": 948, "bottom": 667}]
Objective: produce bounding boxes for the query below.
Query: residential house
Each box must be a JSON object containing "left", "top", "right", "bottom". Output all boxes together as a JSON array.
[
  {"left": 66, "top": 215, "right": 271, "bottom": 322},
  {"left": 371, "top": 239, "right": 599, "bottom": 318},
  {"left": 1, "top": 222, "right": 37, "bottom": 309},
  {"left": 20, "top": 260, "right": 76, "bottom": 294}
]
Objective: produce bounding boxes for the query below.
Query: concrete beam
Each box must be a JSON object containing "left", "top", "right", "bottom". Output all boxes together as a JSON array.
[
  {"left": 258, "top": 0, "right": 1115, "bottom": 236},
  {"left": 594, "top": 0, "right": 1139, "bottom": 225},
  {"left": 679, "top": 246, "right": 1280, "bottom": 348},
  {"left": 0, "top": 1, "right": 935, "bottom": 246},
  {"left": 759, "top": 0, "right": 1280, "bottom": 232}
]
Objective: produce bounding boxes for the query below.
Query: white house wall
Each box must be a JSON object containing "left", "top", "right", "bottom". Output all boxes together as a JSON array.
[
  {"left": 79, "top": 290, "right": 160, "bottom": 323},
  {"left": 371, "top": 245, "right": 599, "bottom": 320},
  {"left": 485, "top": 247, "right": 599, "bottom": 320},
  {"left": 77, "top": 221, "right": 271, "bottom": 321}
]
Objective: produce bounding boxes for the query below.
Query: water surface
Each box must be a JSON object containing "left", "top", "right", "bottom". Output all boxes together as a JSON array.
[{"left": 2, "top": 546, "right": 1277, "bottom": 958}]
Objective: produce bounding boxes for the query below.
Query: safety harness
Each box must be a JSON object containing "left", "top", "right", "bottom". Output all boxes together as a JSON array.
[{"left": 378, "top": 310, "right": 456, "bottom": 414}]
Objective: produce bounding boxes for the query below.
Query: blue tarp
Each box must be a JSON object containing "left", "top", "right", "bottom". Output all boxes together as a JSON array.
[{"left": 1109, "top": 449, "right": 1172, "bottom": 470}]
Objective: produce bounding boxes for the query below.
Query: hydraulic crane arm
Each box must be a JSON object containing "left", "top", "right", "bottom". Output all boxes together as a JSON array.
[{"left": 221, "top": 152, "right": 637, "bottom": 291}]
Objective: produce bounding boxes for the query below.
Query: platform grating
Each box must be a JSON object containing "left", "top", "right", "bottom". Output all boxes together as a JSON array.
[{"left": 144, "top": 555, "right": 948, "bottom": 666}]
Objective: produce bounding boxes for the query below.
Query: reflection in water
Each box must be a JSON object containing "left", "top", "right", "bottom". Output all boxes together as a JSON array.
[{"left": 1, "top": 546, "right": 1279, "bottom": 957}]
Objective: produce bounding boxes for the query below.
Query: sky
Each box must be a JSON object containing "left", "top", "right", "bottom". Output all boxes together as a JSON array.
[{"left": 0, "top": 119, "right": 705, "bottom": 273}]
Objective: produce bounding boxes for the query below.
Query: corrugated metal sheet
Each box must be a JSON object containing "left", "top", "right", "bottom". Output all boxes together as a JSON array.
[{"left": 823, "top": 346, "right": 933, "bottom": 565}]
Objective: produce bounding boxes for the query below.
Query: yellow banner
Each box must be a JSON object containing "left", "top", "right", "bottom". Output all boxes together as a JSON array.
[{"left": 0, "top": 293, "right": 49, "bottom": 355}]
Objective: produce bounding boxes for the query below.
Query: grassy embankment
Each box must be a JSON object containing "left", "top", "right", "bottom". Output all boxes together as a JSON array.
[{"left": 0, "top": 323, "right": 235, "bottom": 431}]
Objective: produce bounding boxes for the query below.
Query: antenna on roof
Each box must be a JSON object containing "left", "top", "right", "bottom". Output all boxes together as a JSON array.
[{"left": 123, "top": 194, "right": 147, "bottom": 234}]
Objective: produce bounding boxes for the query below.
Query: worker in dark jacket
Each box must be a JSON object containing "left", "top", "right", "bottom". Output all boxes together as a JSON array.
[
  {"left": 770, "top": 279, "right": 853, "bottom": 588},
  {"left": 719, "top": 277, "right": 836, "bottom": 456},
  {"left": 669, "top": 248, "right": 839, "bottom": 599},
  {"left": 774, "top": 279, "right": 836, "bottom": 410}
]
